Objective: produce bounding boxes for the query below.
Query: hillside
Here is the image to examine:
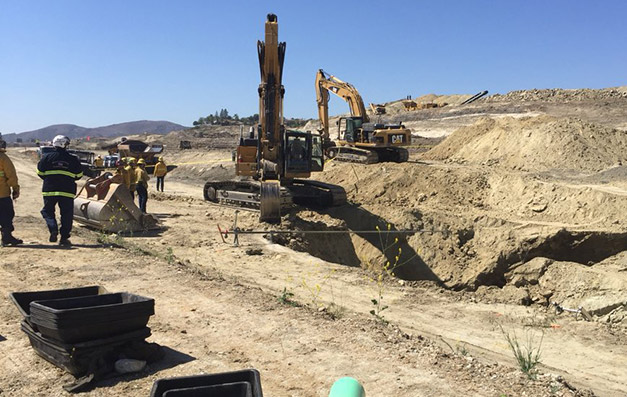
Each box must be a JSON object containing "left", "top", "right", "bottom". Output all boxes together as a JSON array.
[{"left": 2, "top": 120, "right": 186, "bottom": 143}]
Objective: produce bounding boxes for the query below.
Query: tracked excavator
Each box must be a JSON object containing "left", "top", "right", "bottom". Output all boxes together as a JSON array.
[
  {"left": 316, "top": 69, "right": 412, "bottom": 164},
  {"left": 203, "top": 14, "right": 345, "bottom": 223}
]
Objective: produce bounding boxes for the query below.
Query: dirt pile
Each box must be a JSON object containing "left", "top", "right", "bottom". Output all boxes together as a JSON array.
[
  {"left": 421, "top": 115, "right": 627, "bottom": 172},
  {"left": 484, "top": 86, "right": 627, "bottom": 103}
]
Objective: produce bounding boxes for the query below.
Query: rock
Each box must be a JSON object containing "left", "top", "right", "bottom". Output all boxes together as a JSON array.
[
  {"left": 505, "top": 257, "right": 552, "bottom": 287},
  {"left": 245, "top": 248, "right": 263, "bottom": 256},
  {"left": 115, "top": 359, "right": 146, "bottom": 374}
]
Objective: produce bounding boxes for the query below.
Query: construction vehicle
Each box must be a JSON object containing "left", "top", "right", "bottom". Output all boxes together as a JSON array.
[
  {"left": 203, "top": 14, "right": 345, "bottom": 223},
  {"left": 73, "top": 173, "right": 159, "bottom": 233},
  {"left": 315, "top": 69, "right": 412, "bottom": 164},
  {"left": 103, "top": 138, "right": 164, "bottom": 173}
]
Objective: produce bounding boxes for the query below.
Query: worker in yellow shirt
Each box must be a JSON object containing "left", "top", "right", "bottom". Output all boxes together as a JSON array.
[
  {"left": 0, "top": 139, "right": 22, "bottom": 246},
  {"left": 115, "top": 160, "right": 131, "bottom": 190},
  {"left": 125, "top": 158, "right": 137, "bottom": 199},
  {"left": 135, "top": 159, "right": 150, "bottom": 212},
  {"left": 154, "top": 156, "right": 167, "bottom": 192},
  {"left": 94, "top": 155, "right": 104, "bottom": 168}
]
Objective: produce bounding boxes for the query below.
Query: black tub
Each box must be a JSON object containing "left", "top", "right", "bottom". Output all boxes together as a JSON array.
[
  {"left": 162, "top": 382, "right": 252, "bottom": 397},
  {"left": 21, "top": 320, "right": 151, "bottom": 376},
  {"left": 30, "top": 292, "right": 154, "bottom": 343},
  {"left": 9, "top": 286, "right": 105, "bottom": 328},
  {"left": 150, "top": 369, "right": 263, "bottom": 397}
]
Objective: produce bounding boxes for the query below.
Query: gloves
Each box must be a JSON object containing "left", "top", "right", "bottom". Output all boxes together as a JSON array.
[{"left": 12, "top": 187, "right": 19, "bottom": 200}]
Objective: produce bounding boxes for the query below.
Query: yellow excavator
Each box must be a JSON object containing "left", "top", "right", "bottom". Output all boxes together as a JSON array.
[
  {"left": 203, "top": 14, "right": 345, "bottom": 223},
  {"left": 316, "top": 69, "right": 411, "bottom": 164}
]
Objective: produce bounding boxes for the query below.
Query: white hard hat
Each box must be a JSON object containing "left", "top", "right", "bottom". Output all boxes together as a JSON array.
[{"left": 52, "top": 135, "right": 70, "bottom": 148}]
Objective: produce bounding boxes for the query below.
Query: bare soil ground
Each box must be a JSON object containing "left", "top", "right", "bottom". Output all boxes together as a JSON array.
[{"left": 1, "top": 87, "right": 626, "bottom": 396}]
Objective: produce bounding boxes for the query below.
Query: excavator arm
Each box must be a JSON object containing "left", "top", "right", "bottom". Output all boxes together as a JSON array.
[{"left": 315, "top": 69, "right": 369, "bottom": 142}]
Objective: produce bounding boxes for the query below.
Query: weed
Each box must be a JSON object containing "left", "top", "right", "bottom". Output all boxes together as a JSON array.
[
  {"left": 499, "top": 324, "right": 543, "bottom": 379},
  {"left": 456, "top": 342, "right": 469, "bottom": 356},
  {"left": 277, "top": 287, "right": 298, "bottom": 306},
  {"left": 164, "top": 247, "right": 175, "bottom": 264},
  {"left": 363, "top": 223, "right": 414, "bottom": 323}
]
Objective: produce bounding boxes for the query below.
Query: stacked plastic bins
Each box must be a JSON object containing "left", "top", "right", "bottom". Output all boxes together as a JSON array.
[
  {"left": 10, "top": 286, "right": 155, "bottom": 377},
  {"left": 150, "top": 369, "right": 263, "bottom": 397}
]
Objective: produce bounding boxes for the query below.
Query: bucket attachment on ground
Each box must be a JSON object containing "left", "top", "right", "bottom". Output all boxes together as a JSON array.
[{"left": 74, "top": 173, "right": 159, "bottom": 233}]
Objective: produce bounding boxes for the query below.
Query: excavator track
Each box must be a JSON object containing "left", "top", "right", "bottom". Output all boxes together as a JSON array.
[
  {"left": 328, "top": 146, "right": 409, "bottom": 164},
  {"left": 203, "top": 179, "right": 346, "bottom": 219}
]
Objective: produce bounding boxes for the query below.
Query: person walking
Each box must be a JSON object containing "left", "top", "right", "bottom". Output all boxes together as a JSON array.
[
  {"left": 135, "top": 158, "right": 150, "bottom": 213},
  {"left": 125, "top": 158, "right": 137, "bottom": 200},
  {"left": 37, "top": 135, "right": 82, "bottom": 246},
  {"left": 154, "top": 156, "right": 167, "bottom": 192},
  {"left": 0, "top": 139, "right": 23, "bottom": 246}
]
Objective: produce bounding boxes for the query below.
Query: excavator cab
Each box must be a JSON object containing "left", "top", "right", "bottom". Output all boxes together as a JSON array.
[
  {"left": 338, "top": 117, "right": 364, "bottom": 143},
  {"left": 284, "top": 130, "right": 324, "bottom": 175}
]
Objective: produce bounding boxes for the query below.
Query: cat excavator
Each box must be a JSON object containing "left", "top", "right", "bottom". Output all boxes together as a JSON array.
[
  {"left": 203, "top": 14, "right": 345, "bottom": 223},
  {"left": 316, "top": 69, "right": 411, "bottom": 164}
]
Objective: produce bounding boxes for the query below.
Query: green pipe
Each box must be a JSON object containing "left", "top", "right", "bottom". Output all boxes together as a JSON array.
[{"left": 329, "top": 377, "right": 365, "bottom": 397}]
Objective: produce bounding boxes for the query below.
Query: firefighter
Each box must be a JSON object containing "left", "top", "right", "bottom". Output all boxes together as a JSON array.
[
  {"left": 135, "top": 159, "right": 150, "bottom": 213},
  {"left": 115, "top": 160, "right": 131, "bottom": 189},
  {"left": 37, "top": 135, "right": 82, "bottom": 246},
  {"left": 125, "top": 158, "right": 137, "bottom": 200},
  {"left": 0, "top": 139, "right": 22, "bottom": 246},
  {"left": 94, "top": 155, "right": 104, "bottom": 168},
  {"left": 154, "top": 156, "right": 167, "bottom": 192}
]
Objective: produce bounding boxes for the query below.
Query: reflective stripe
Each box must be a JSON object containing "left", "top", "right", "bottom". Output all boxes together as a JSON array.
[
  {"left": 37, "top": 169, "right": 83, "bottom": 178},
  {"left": 42, "top": 191, "right": 75, "bottom": 198},
  {"left": 0, "top": 171, "right": 4, "bottom": 177}
]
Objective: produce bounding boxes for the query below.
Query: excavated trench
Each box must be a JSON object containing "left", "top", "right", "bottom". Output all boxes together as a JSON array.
[
  {"left": 475, "top": 229, "right": 627, "bottom": 288},
  {"left": 276, "top": 211, "right": 627, "bottom": 291}
]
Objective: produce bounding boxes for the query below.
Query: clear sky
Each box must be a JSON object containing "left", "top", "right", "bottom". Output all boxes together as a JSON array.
[{"left": 1, "top": 0, "right": 625, "bottom": 133}]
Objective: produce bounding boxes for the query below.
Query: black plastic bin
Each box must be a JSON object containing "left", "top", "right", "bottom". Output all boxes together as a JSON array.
[
  {"left": 30, "top": 292, "right": 154, "bottom": 343},
  {"left": 21, "top": 320, "right": 151, "bottom": 376},
  {"left": 162, "top": 382, "right": 252, "bottom": 397},
  {"left": 9, "top": 286, "right": 105, "bottom": 329},
  {"left": 150, "top": 369, "right": 263, "bottom": 397}
]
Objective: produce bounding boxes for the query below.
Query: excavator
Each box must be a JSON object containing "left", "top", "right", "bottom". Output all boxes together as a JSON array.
[
  {"left": 316, "top": 69, "right": 412, "bottom": 164},
  {"left": 203, "top": 14, "right": 345, "bottom": 223}
]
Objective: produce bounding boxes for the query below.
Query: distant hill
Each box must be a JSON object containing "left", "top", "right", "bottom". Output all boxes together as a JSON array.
[{"left": 2, "top": 120, "right": 186, "bottom": 143}]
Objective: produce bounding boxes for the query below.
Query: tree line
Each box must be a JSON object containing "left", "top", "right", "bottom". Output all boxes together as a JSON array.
[{"left": 193, "top": 109, "right": 310, "bottom": 128}]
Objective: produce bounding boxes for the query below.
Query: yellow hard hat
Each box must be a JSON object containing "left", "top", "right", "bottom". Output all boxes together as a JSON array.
[
  {"left": 137, "top": 158, "right": 146, "bottom": 165},
  {"left": 158, "top": 156, "right": 164, "bottom": 161}
]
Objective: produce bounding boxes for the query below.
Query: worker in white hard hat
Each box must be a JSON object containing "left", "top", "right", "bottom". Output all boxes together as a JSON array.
[{"left": 36, "top": 135, "right": 82, "bottom": 246}]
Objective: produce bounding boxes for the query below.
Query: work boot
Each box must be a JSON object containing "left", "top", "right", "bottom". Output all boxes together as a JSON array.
[
  {"left": 49, "top": 232, "right": 58, "bottom": 243},
  {"left": 59, "top": 238, "right": 72, "bottom": 247},
  {"left": 1, "top": 235, "right": 23, "bottom": 246}
]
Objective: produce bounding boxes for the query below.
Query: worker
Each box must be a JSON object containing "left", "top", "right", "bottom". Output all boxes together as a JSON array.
[
  {"left": 154, "top": 156, "right": 167, "bottom": 192},
  {"left": 37, "top": 135, "right": 82, "bottom": 246},
  {"left": 289, "top": 137, "right": 306, "bottom": 162},
  {"left": 115, "top": 160, "right": 131, "bottom": 189},
  {"left": 125, "top": 157, "right": 137, "bottom": 199},
  {"left": 94, "top": 155, "right": 104, "bottom": 168},
  {"left": 135, "top": 159, "right": 150, "bottom": 213},
  {"left": 0, "top": 139, "right": 23, "bottom": 246}
]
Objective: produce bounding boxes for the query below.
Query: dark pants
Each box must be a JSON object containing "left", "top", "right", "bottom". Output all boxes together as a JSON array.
[
  {"left": 136, "top": 184, "right": 148, "bottom": 213},
  {"left": 0, "top": 197, "right": 15, "bottom": 237},
  {"left": 41, "top": 196, "right": 74, "bottom": 239},
  {"left": 156, "top": 176, "right": 165, "bottom": 192},
  {"left": 129, "top": 189, "right": 135, "bottom": 200}
]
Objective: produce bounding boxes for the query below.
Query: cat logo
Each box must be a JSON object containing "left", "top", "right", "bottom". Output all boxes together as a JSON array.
[{"left": 391, "top": 134, "right": 405, "bottom": 144}]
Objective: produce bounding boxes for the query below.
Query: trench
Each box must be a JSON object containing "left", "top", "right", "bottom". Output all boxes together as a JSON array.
[{"left": 474, "top": 229, "right": 627, "bottom": 288}]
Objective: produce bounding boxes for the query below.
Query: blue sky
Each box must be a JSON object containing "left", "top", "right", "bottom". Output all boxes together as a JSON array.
[{"left": 1, "top": 0, "right": 625, "bottom": 133}]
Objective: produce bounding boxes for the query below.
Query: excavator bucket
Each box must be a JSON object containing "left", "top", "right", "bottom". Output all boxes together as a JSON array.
[{"left": 73, "top": 174, "right": 159, "bottom": 233}]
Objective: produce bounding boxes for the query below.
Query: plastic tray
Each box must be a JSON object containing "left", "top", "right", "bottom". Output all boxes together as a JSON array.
[
  {"left": 150, "top": 369, "right": 263, "bottom": 397},
  {"left": 21, "top": 320, "right": 151, "bottom": 376},
  {"left": 162, "top": 382, "right": 252, "bottom": 397},
  {"left": 30, "top": 292, "right": 154, "bottom": 343},
  {"left": 9, "top": 286, "right": 105, "bottom": 328}
]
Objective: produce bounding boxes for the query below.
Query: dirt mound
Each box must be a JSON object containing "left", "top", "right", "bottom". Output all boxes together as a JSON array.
[
  {"left": 485, "top": 86, "right": 627, "bottom": 103},
  {"left": 421, "top": 115, "right": 627, "bottom": 172}
]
